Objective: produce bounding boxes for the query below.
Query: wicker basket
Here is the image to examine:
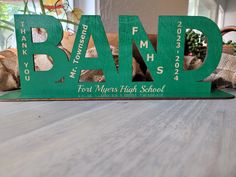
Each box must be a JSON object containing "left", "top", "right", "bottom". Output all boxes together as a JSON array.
[{"left": 221, "top": 26, "right": 236, "bottom": 55}]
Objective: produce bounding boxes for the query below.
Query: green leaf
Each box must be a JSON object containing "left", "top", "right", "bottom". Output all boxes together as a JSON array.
[
  {"left": 0, "top": 20, "right": 14, "bottom": 27},
  {"left": 39, "top": 0, "right": 46, "bottom": 15},
  {"left": 23, "top": 0, "right": 29, "bottom": 14},
  {"left": 32, "top": 0, "right": 37, "bottom": 13},
  {"left": 0, "top": 25, "right": 14, "bottom": 32}
]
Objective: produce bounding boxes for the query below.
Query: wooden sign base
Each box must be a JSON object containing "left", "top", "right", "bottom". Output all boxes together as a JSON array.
[{"left": 0, "top": 89, "right": 234, "bottom": 102}]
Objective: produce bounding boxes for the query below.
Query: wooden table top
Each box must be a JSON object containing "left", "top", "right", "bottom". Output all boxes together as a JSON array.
[{"left": 0, "top": 89, "right": 236, "bottom": 177}]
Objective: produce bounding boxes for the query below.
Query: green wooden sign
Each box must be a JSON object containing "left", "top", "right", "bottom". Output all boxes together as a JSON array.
[{"left": 0, "top": 15, "right": 234, "bottom": 100}]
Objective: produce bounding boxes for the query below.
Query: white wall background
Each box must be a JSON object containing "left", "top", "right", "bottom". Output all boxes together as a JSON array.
[
  {"left": 74, "top": 0, "right": 97, "bottom": 15},
  {"left": 100, "top": 0, "right": 189, "bottom": 33},
  {"left": 73, "top": 0, "right": 236, "bottom": 43},
  {"left": 217, "top": 0, "right": 227, "bottom": 10},
  {"left": 223, "top": 0, "right": 236, "bottom": 41}
]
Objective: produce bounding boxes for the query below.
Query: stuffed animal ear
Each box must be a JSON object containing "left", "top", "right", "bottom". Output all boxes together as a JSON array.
[{"left": 0, "top": 49, "right": 19, "bottom": 91}]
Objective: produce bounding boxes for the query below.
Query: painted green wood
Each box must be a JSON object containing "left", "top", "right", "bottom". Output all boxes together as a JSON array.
[{"left": 0, "top": 15, "right": 234, "bottom": 100}]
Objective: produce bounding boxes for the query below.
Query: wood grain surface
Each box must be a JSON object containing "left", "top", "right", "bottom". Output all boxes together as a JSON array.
[{"left": 0, "top": 89, "right": 236, "bottom": 177}]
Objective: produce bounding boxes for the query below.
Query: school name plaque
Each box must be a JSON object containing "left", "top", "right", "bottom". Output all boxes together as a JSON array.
[{"left": 0, "top": 15, "right": 234, "bottom": 100}]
